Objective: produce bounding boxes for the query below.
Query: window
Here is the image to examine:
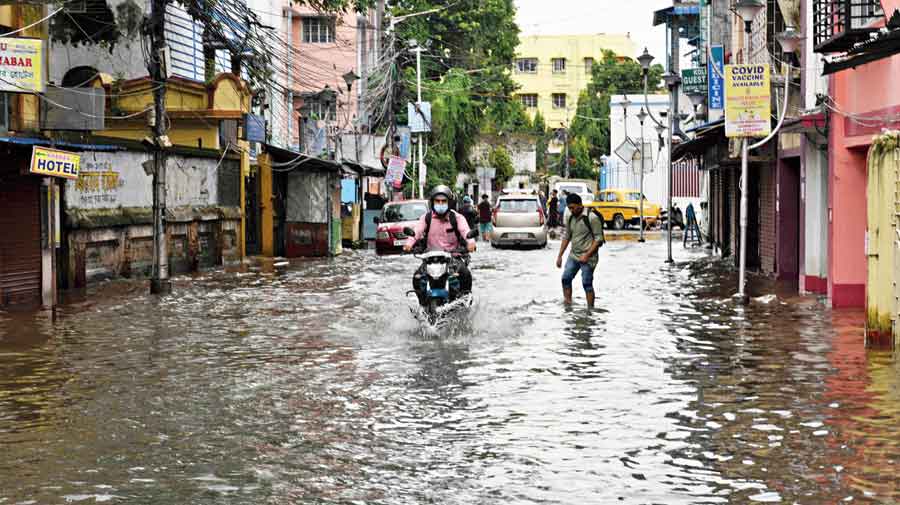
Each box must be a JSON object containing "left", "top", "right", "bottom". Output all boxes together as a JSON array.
[
  {"left": 519, "top": 94, "right": 538, "bottom": 108},
  {"left": 515, "top": 58, "right": 538, "bottom": 73},
  {"left": 307, "top": 100, "right": 336, "bottom": 121},
  {"left": 552, "top": 93, "right": 566, "bottom": 109},
  {"left": 552, "top": 58, "right": 566, "bottom": 73},
  {"left": 499, "top": 198, "right": 540, "bottom": 213},
  {"left": 303, "top": 17, "right": 335, "bottom": 43},
  {"left": 382, "top": 202, "right": 428, "bottom": 223},
  {"left": 584, "top": 57, "right": 594, "bottom": 74}
]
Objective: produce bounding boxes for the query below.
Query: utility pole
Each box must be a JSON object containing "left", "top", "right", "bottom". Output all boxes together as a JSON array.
[
  {"left": 149, "top": 0, "right": 171, "bottom": 294},
  {"left": 637, "top": 107, "right": 648, "bottom": 243},
  {"left": 414, "top": 44, "right": 424, "bottom": 199},
  {"left": 563, "top": 126, "right": 569, "bottom": 178}
]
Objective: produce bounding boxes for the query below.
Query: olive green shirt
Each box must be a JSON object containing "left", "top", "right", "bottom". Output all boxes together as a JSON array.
[{"left": 564, "top": 211, "right": 605, "bottom": 267}]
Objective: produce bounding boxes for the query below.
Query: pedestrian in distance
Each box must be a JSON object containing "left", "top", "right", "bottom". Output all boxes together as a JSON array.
[
  {"left": 459, "top": 195, "right": 479, "bottom": 229},
  {"left": 477, "top": 194, "right": 494, "bottom": 242},
  {"left": 558, "top": 190, "right": 568, "bottom": 227},
  {"left": 547, "top": 189, "right": 559, "bottom": 228},
  {"left": 556, "top": 193, "right": 605, "bottom": 308}
]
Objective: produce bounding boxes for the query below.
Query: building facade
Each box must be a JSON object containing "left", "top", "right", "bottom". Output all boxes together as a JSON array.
[{"left": 512, "top": 33, "right": 638, "bottom": 127}]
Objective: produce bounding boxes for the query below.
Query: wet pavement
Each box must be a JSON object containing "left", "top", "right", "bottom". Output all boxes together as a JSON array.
[{"left": 1, "top": 235, "right": 898, "bottom": 504}]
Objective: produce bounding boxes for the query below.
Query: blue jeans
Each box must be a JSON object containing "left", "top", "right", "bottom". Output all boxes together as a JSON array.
[{"left": 561, "top": 257, "right": 595, "bottom": 293}]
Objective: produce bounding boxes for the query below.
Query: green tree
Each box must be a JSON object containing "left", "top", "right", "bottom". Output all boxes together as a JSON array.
[
  {"left": 489, "top": 146, "right": 515, "bottom": 188},
  {"left": 567, "top": 136, "right": 594, "bottom": 179},
  {"left": 569, "top": 50, "right": 664, "bottom": 161},
  {"left": 389, "top": 0, "right": 521, "bottom": 187}
]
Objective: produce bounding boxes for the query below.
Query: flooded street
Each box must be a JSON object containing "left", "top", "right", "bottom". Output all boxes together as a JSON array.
[{"left": 2, "top": 236, "right": 899, "bottom": 504}]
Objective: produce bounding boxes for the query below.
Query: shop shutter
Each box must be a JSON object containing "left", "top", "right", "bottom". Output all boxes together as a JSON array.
[{"left": 0, "top": 176, "right": 42, "bottom": 307}]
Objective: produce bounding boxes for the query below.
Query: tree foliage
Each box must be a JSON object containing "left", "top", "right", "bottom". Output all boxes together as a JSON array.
[
  {"left": 489, "top": 146, "right": 515, "bottom": 188},
  {"left": 391, "top": 0, "right": 521, "bottom": 188},
  {"left": 568, "top": 50, "right": 665, "bottom": 162}
]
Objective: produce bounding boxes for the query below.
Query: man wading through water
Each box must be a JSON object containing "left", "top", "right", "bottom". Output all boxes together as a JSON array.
[{"left": 555, "top": 193, "right": 605, "bottom": 307}]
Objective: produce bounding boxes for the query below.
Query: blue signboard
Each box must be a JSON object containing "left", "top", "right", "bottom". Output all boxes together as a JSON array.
[
  {"left": 244, "top": 114, "right": 266, "bottom": 143},
  {"left": 398, "top": 126, "right": 411, "bottom": 159},
  {"left": 708, "top": 45, "right": 724, "bottom": 110}
]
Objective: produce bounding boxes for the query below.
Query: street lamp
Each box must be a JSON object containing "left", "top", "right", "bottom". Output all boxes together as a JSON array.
[
  {"left": 733, "top": 0, "right": 765, "bottom": 33},
  {"left": 686, "top": 90, "right": 707, "bottom": 122},
  {"left": 342, "top": 70, "right": 359, "bottom": 93},
  {"left": 776, "top": 25, "right": 803, "bottom": 66},
  {"left": 637, "top": 107, "right": 648, "bottom": 243}
]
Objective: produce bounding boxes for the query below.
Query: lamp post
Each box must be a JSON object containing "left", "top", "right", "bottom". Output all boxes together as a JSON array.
[
  {"left": 637, "top": 107, "right": 648, "bottom": 243},
  {"left": 732, "top": 0, "right": 764, "bottom": 304},
  {"left": 662, "top": 71, "right": 682, "bottom": 264}
]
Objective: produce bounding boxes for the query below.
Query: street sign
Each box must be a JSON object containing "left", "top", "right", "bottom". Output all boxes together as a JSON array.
[
  {"left": 408, "top": 102, "right": 432, "bottom": 133},
  {"left": 725, "top": 64, "right": 771, "bottom": 138},
  {"left": 614, "top": 138, "right": 637, "bottom": 165},
  {"left": 682, "top": 68, "right": 707, "bottom": 96},
  {"left": 0, "top": 37, "right": 44, "bottom": 93},
  {"left": 708, "top": 45, "right": 725, "bottom": 110},
  {"left": 385, "top": 156, "right": 406, "bottom": 189},
  {"left": 30, "top": 146, "right": 80, "bottom": 180},
  {"left": 243, "top": 114, "right": 266, "bottom": 143}
]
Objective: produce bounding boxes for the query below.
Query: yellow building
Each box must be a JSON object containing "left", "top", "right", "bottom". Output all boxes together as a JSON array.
[{"left": 512, "top": 33, "right": 638, "bottom": 127}]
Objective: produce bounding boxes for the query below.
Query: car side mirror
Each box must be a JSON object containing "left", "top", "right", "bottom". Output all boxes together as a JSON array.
[
  {"left": 466, "top": 230, "right": 478, "bottom": 239},
  {"left": 403, "top": 227, "right": 415, "bottom": 236},
  {"left": 373, "top": 216, "right": 381, "bottom": 224}
]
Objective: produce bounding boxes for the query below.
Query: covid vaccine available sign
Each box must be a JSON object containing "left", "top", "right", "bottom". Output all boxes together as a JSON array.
[{"left": 724, "top": 64, "right": 771, "bottom": 138}]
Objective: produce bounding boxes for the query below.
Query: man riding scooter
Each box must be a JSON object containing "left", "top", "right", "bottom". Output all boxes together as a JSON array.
[{"left": 403, "top": 185, "right": 477, "bottom": 305}]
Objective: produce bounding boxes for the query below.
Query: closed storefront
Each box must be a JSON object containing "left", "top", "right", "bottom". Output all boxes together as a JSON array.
[{"left": 0, "top": 168, "right": 42, "bottom": 307}]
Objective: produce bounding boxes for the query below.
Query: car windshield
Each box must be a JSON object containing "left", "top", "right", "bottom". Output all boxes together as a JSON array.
[
  {"left": 499, "top": 199, "right": 539, "bottom": 212},
  {"left": 382, "top": 203, "right": 427, "bottom": 223}
]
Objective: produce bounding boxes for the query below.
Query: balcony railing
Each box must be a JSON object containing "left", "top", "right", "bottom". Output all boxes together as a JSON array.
[{"left": 814, "top": 0, "right": 885, "bottom": 53}]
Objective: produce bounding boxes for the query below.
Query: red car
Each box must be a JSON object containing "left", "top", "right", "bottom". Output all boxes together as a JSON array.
[{"left": 375, "top": 200, "right": 429, "bottom": 255}]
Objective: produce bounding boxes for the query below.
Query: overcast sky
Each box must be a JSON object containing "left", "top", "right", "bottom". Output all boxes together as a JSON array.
[{"left": 514, "top": 0, "right": 672, "bottom": 59}]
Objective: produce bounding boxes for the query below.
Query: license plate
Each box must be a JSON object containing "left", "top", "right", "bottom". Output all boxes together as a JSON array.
[
  {"left": 509, "top": 233, "right": 530, "bottom": 239},
  {"left": 394, "top": 239, "right": 407, "bottom": 246}
]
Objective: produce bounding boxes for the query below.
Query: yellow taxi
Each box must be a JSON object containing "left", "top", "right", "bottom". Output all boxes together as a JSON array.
[{"left": 584, "top": 189, "right": 661, "bottom": 230}]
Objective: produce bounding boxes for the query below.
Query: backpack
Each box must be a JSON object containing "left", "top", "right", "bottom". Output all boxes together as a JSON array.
[
  {"left": 567, "top": 209, "right": 605, "bottom": 247},
  {"left": 417, "top": 210, "right": 465, "bottom": 250}
]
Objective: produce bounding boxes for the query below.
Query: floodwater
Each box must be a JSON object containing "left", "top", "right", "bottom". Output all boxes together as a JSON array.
[{"left": 1, "top": 236, "right": 899, "bottom": 504}]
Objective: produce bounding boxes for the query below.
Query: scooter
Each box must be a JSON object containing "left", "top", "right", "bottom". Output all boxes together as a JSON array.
[{"left": 404, "top": 227, "right": 478, "bottom": 327}]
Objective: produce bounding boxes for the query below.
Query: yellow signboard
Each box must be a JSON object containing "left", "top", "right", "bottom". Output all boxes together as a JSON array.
[
  {"left": 30, "top": 146, "right": 81, "bottom": 180},
  {"left": 725, "top": 64, "right": 771, "bottom": 138},
  {"left": 0, "top": 37, "right": 44, "bottom": 93}
]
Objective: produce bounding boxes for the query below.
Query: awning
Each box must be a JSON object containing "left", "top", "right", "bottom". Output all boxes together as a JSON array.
[
  {"left": 341, "top": 158, "right": 386, "bottom": 178},
  {"left": 0, "top": 136, "right": 123, "bottom": 152},
  {"left": 263, "top": 143, "right": 342, "bottom": 173},
  {"left": 653, "top": 2, "right": 701, "bottom": 26},
  {"left": 823, "top": 25, "right": 900, "bottom": 75},
  {"left": 672, "top": 121, "right": 725, "bottom": 162}
]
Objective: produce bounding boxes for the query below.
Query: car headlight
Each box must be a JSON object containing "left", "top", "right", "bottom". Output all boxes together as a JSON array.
[
  {"left": 426, "top": 263, "right": 448, "bottom": 279},
  {"left": 376, "top": 230, "right": 390, "bottom": 240}
]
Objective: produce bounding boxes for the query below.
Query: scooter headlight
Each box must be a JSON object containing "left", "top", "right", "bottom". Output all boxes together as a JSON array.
[{"left": 426, "top": 263, "right": 448, "bottom": 279}]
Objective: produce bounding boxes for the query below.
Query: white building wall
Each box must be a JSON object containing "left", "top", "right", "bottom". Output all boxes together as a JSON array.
[
  {"left": 608, "top": 94, "right": 676, "bottom": 205},
  {"left": 65, "top": 151, "right": 220, "bottom": 209}
]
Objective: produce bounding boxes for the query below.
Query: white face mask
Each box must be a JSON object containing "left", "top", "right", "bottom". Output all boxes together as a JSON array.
[{"left": 433, "top": 203, "right": 449, "bottom": 215}]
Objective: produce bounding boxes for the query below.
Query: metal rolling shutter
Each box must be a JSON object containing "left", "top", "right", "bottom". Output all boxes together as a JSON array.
[{"left": 0, "top": 176, "right": 42, "bottom": 307}]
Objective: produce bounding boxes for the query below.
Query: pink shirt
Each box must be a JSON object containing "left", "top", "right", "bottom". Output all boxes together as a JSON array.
[{"left": 406, "top": 211, "right": 475, "bottom": 251}]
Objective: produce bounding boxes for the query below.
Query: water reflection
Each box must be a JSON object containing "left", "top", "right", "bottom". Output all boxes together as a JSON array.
[{"left": 1, "top": 239, "right": 897, "bottom": 504}]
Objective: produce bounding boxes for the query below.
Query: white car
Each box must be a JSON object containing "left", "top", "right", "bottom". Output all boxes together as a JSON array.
[{"left": 490, "top": 194, "right": 548, "bottom": 248}]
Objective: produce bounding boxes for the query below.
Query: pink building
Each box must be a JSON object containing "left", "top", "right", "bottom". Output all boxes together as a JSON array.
[
  {"left": 817, "top": 0, "right": 900, "bottom": 307},
  {"left": 288, "top": 6, "right": 378, "bottom": 151}
]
